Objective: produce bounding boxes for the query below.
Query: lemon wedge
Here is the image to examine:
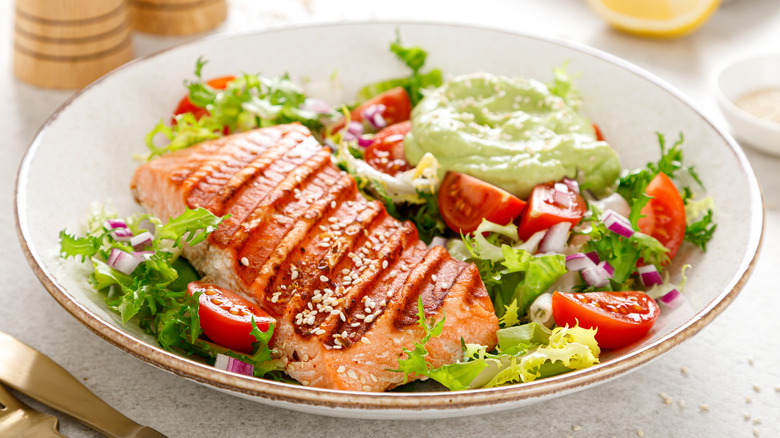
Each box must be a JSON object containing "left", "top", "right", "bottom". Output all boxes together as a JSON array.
[{"left": 586, "top": 0, "right": 721, "bottom": 38}]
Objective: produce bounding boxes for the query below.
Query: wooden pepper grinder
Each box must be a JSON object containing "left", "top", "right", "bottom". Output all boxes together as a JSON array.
[
  {"left": 127, "top": 0, "right": 227, "bottom": 35},
  {"left": 13, "top": 0, "right": 134, "bottom": 89}
]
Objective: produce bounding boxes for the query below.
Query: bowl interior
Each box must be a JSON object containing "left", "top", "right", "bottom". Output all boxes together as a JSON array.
[{"left": 16, "top": 22, "right": 762, "bottom": 417}]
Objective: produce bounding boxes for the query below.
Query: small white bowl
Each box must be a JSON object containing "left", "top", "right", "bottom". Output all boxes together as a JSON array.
[{"left": 712, "top": 53, "right": 780, "bottom": 156}]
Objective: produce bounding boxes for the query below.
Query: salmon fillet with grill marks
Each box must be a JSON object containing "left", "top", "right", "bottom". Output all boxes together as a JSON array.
[{"left": 131, "top": 124, "right": 499, "bottom": 391}]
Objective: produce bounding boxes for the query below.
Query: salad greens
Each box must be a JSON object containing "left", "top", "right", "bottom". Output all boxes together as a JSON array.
[
  {"left": 59, "top": 205, "right": 284, "bottom": 378},
  {"left": 392, "top": 299, "right": 599, "bottom": 390}
]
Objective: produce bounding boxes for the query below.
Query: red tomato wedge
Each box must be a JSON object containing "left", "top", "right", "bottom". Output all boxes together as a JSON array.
[
  {"left": 438, "top": 171, "right": 527, "bottom": 235},
  {"left": 552, "top": 291, "right": 659, "bottom": 349},
  {"left": 187, "top": 281, "right": 274, "bottom": 353},
  {"left": 637, "top": 172, "right": 686, "bottom": 260},
  {"left": 364, "top": 121, "right": 412, "bottom": 176},
  {"left": 592, "top": 122, "right": 605, "bottom": 141},
  {"left": 516, "top": 181, "right": 587, "bottom": 241},
  {"left": 172, "top": 75, "right": 236, "bottom": 122},
  {"left": 327, "top": 87, "right": 412, "bottom": 135}
]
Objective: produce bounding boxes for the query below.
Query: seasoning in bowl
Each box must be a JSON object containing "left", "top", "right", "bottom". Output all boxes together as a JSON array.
[{"left": 735, "top": 88, "right": 780, "bottom": 125}]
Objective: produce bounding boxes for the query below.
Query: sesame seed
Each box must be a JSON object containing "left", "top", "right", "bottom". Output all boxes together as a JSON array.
[
  {"left": 331, "top": 200, "right": 337, "bottom": 208},
  {"left": 680, "top": 366, "right": 690, "bottom": 376},
  {"left": 302, "top": 353, "right": 309, "bottom": 362},
  {"left": 361, "top": 247, "right": 370, "bottom": 255},
  {"left": 291, "top": 270, "right": 299, "bottom": 280},
  {"left": 342, "top": 269, "right": 350, "bottom": 275},
  {"left": 388, "top": 270, "right": 397, "bottom": 278},
  {"left": 431, "top": 274, "right": 438, "bottom": 282},
  {"left": 347, "top": 370, "right": 358, "bottom": 380},
  {"left": 678, "top": 399, "right": 686, "bottom": 408},
  {"left": 366, "top": 241, "right": 373, "bottom": 249},
  {"left": 382, "top": 260, "right": 388, "bottom": 269},
  {"left": 753, "top": 417, "right": 762, "bottom": 425},
  {"left": 637, "top": 430, "right": 644, "bottom": 437},
  {"left": 699, "top": 404, "right": 710, "bottom": 412},
  {"left": 361, "top": 337, "right": 371, "bottom": 344},
  {"left": 362, "top": 385, "right": 372, "bottom": 391},
  {"left": 753, "top": 427, "right": 760, "bottom": 437},
  {"left": 364, "top": 315, "right": 374, "bottom": 323},
  {"left": 315, "top": 329, "right": 326, "bottom": 335},
  {"left": 320, "top": 275, "right": 329, "bottom": 282},
  {"left": 659, "top": 392, "right": 673, "bottom": 405},
  {"left": 320, "top": 225, "right": 328, "bottom": 231},
  {"left": 745, "top": 413, "right": 752, "bottom": 421},
  {"left": 776, "top": 385, "right": 780, "bottom": 392},
  {"left": 753, "top": 384, "right": 761, "bottom": 393},
  {"left": 749, "top": 357, "right": 755, "bottom": 366},
  {"left": 572, "top": 425, "right": 582, "bottom": 432},
  {"left": 333, "top": 345, "right": 342, "bottom": 349},
  {"left": 350, "top": 322, "right": 360, "bottom": 327},
  {"left": 339, "top": 312, "right": 346, "bottom": 322},
  {"left": 355, "top": 314, "right": 365, "bottom": 320},
  {"left": 328, "top": 217, "right": 338, "bottom": 223},
  {"left": 337, "top": 366, "right": 345, "bottom": 373},
  {"left": 387, "top": 291, "right": 394, "bottom": 298}
]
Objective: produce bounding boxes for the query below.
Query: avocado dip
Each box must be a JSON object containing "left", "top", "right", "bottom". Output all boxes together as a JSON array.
[{"left": 403, "top": 72, "right": 620, "bottom": 199}]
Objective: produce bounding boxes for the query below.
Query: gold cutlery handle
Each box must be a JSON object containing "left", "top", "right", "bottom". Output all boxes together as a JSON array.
[{"left": 0, "top": 332, "right": 166, "bottom": 438}]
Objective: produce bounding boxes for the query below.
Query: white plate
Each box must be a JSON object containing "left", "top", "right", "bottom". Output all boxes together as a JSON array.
[{"left": 16, "top": 22, "right": 763, "bottom": 419}]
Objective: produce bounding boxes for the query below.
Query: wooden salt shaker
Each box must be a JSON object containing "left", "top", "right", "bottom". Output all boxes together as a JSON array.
[
  {"left": 127, "top": 0, "right": 227, "bottom": 35},
  {"left": 13, "top": 0, "right": 134, "bottom": 89}
]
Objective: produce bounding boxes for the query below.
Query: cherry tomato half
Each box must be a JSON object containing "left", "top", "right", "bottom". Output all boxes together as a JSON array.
[
  {"left": 364, "top": 121, "right": 412, "bottom": 176},
  {"left": 516, "top": 181, "right": 587, "bottom": 241},
  {"left": 637, "top": 172, "right": 686, "bottom": 261},
  {"left": 187, "top": 281, "right": 274, "bottom": 353},
  {"left": 327, "top": 87, "right": 412, "bottom": 135},
  {"left": 552, "top": 290, "right": 659, "bottom": 349},
  {"left": 172, "top": 75, "right": 236, "bottom": 122},
  {"left": 438, "top": 171, "right": 527, "bottom": 235}
]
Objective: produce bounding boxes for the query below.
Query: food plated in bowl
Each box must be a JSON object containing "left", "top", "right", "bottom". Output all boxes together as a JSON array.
[{"left": 16, "top": 22, "right": 762, "bottom": 418}]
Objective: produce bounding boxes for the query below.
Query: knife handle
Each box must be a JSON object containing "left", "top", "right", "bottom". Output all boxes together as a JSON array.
[{"left": 0, "top": 332, "right": 166, "bottom": 438}]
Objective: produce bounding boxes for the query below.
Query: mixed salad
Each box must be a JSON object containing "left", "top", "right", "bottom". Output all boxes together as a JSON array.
[{"left": 60, "top": 36, "right": 716, "bottom": 390}]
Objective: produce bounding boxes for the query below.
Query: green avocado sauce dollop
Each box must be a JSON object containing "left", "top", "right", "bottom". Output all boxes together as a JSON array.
[{"left": 403, "top": 72, "right": 620, "bottom": 199}]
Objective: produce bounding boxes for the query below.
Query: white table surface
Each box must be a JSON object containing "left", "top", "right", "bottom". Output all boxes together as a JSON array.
[{"left": 2, "top": 1, "right": 779, "bottom": 436}]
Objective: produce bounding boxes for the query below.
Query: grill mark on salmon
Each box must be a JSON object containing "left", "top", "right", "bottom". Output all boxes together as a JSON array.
[
  {"left": 288, "top": 211, "right": 400, "bottom": 336},
  {"left": 209, "top": 141, "right": 325, "bottom": 247},
  {"left": 237, "top": 167, "right": 346, "bottom": 290},
  {"left": 130, "top": 124, "right": 499, "bottom": 392},
  {"left": 193, "top": 141, "right": 293, "bottom": 212},
  {"left": 265, "top": 199, "right": 383, "bottom": 317}
]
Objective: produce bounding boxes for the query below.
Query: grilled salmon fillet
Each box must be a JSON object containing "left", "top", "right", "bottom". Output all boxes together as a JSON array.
[{"left": 131, "top": 124, "right": 499, "bottom": 391}]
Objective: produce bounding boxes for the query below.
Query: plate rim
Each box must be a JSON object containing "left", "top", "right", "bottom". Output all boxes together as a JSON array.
[{"left": 14, "top": 19, "right": 765, "bottom": 414}]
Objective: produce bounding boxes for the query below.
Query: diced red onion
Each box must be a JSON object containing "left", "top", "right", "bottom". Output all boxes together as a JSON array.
[
  {"left": 553, "top": 183, "right": 571, "bottom": 208},
  {"left": 107, "top": 249, "right": 141, "bottom": 275},
  {"left": 130, "top": 231, "right": 154, "bottom": 250},
  {"left": 341, "top": 121, "right": 364, "bottom": 141},
  {"left": 638, "top": 264, "right": 663, "bottom": 287},
  {"left": 357, "top": 136, "right": 374, "bottom": 148},
  {"left": 214, "top": 354, "right": 254, "bottom": 376},
  {"left": 361, "top": 104, "right": 387, "bottom": 130},
  {"left": 602, "top": 209, "right": 634, "bottom": 238},
  {"left": 135, "top": 250, "right": 155, "bottom": 260},
  {"left": 110, "top": 227, "right": 134, "bottom": 242},
  {"left": 562, "top": 177, "right": 580, "bottom": 194},
  {"left": 581, "top": 265, "right": 610, "bottom": 288},
  {"left": 658, "top": 289, "right": 683, "bottom": 309},
  {"left": 428, "top": 236, "right": 448, "bottom": 249},
  {"left": 598, "top": 260, "right": 615, "bottom": 277},
  {"left": 302, "top": 97, "right": 333, "bottom": 114},
  {"left": 565, "top": 253, "right": 596, "bottom": 271},
  {"left": 103, "top": 219, "right": 127, "bottom": 230},
  {"left": 538, "top": 222, "right": 571, "bottom": 254},
  {"left": 585, "top": 251, "right": 600, "bottom": 264}
]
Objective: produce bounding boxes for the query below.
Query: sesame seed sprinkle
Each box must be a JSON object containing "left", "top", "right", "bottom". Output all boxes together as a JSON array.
[
  {"left": 320, "top": 275, "right": 329, "bottom": 282},
  {"left": 753, "top": 384, "right": 761, "bottom": 393},
  {"left": 347, "top": 370, "right": 358, "bottom": 380},
  {"left": 351, "top": 322, "right": 360, "bottom": 327},
  {"left": 431, "top": 274, "right": 438, "bottom": 282},
  {"left": 361, "top": 337, "right": 371, "bottom": 344},
  {"left": 337, "top": 366, "right": 345, "bottom": 373},
  {"left": 680, "top": 366, "right": 690, "bottom": 375},
  {"left": 699, "top": 404, "right": 710, "bottom": 412},
  {"left": 382, "top": 260, "right": 388, "bottom": 269},
  {"left": 362, "top": 385, "right": 372, "bottom": 391}
]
